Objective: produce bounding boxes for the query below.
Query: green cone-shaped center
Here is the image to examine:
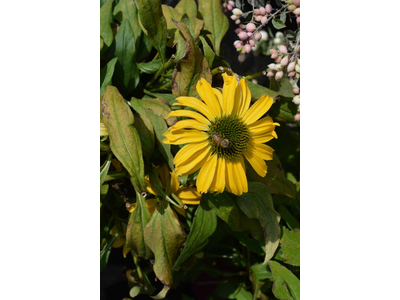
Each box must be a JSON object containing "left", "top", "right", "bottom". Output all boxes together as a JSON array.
[{"left": 208, "top": 115, "right": 250, "bottom": 160}]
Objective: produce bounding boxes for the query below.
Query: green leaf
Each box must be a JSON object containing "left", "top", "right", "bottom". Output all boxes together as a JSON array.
[
  {"left": 114, "top": 18, "right": 139, "bottom": 91},
  {"left": 279, "top": 227, "right": 300, "bottom": 266},
  {"left": 175, "top": 0, "right": 197, "bottom": 17},
  {"left": 268, "top": 101, "right": 298, "bottom": 123},
  {"left": 136, "top": 0, "right": 168, "bottom": 64},
  {"left": 272, "top": 18, "right": 286, "bottom": 30},
  {"left": 138, "top": 59, "right": 163, "bottom": 74},
  {"left": 200, "top": 36, "right": 215, "bottom": 68},
  {"left": 173, "top": 201, "right": 217, "bottom": 270},
  {"left": 280, "top": 10, "right": 287, "bottom": 23},
  {"left": 133, "top": 113, "right": 155, "bottom": 160},
  {"left": 251, "top": 263, "right": 274, "bottom": 285},
  {"left": 129, "top": 285, "right": 141, "bottom": 298},
  {"left": 100, "top": 235, "right": 117, "bottom": 271},
  {"left": 203, "top": 192, "right": 241, "bottom": 231},
  {"left": 101, "top": 86, "right": 145, "bottom": 192},
  {"left": 100, "top": 0, "right": 114, "bottom": 46},
  {"left": 277, "top": 204, "right": 300, "bottom": 229},
  {"left": 100, "top": 184, "right": 109, "bottom": 203},
  {"left": 126, "top": 191, "right": 153, "bottom": 259},
  {"left": 246, "top": 80, "right": 278, "bottom": 101},
  {"left": 171, "top": 20, "right": 211, "bottom": 98},
  {"left": 148, "top": 93, "right": 176, "bottom": 106},
  {"left": 269, "top": 260, "right": 300, "bottom": 300},
  {"left": 246, "top": 153, "right": 297, "bottom": 199},
  {"left": 235, "top": 286, "right": 253, "bottom": 300},
  {"left": 198, "top": 0, "right": 229, "bottom": 55},
  {"left": 270, "top": 76, "right": 294, "bottom": 98},
  {"left": 100, "top": 57, "right": 118, "bottom": 96},
  {"left": 144, "top": 201, "right": 187, "bottom": 286},
  {"left": 236, "top": 182, "right": 281, "bottom": 263},
  {"left": 113, "top": 0, "right": 141, "bottom": 40},
  {"left": 100, "top": 152, "right": 112, "bottom": 186}
]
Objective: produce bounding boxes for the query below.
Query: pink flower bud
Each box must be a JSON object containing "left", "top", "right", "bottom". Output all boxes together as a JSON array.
[
  {"left": 278, "top": 45, "right": 288, "bottom": 54},
  {"left": 254, "top": 9, "right": 260, "bottom": 15},
  {"left": 265, "top": 4, "right": 273, "bottom": 13},
  {"left": 293, "top": 0, "right": 300, "bottom": 6},
  {"left": 255, "top": 15, "right": 262, "bottom": 22},
  {"left": 270, "top": 49, "right": 277, "bottom": 54},
  {"left": 247, "top": 32, "right": 252, "bottom": 37},
  {"left": 234, "top": 42, "right": 242, "bottom": 49},
  {"left": 294, "top": 7, "right": 300, "bottom": 15},
  {"left": 259, "top": 7, "right": 266, "bottom": 15},
  {"left": 271, "top": 53, "right": 278, "bottom": 59},
  {"left": 267, "top": 71, "right": 275, "bottom": 77},
  {"left": 244, "top": 44, "right": 252, "bottom": 53},
  {"left": 249, "top": 40, "right": 255, "bottom": 47},
  {"left": 296, "top": 17, "right": 300, "bottom": 24},
  {"left": 292, "top": 95, "right": 300, "bottom": 105},
  {"left": 235, "top": 19, "right": 241, "bottom": 24},
  {"left": 246, "top": 23, "right": 256, "bottom": 32},
  {"left": 240, "top": 24, "right": 246, "bottom": 29},
  {"left": 238, "top": 32, "right": 248, "bottom": 41},
  {"left": 261, "top": 16, "right": 268, "bottom": 24},
  {"left": 254, "top": 32, "right": 262, "bottom": 41},
  {"left": 294, "top": 113, "right": 300, "bottom": 122},
  {"left": 287, "top": 61, "right": 296, "bottom": 72},
  {"left": 227, "top": 4, "right": 233, "bottom": 10},
  {"left": 275, "top": 71, "right": 283, "bottom": 81},
  {"left": 293, "top": 88, "right": 300, "bottom": 94},
  {"left": 228, "top": 0, "right": 235, "bottom": 6},
  {"left": 288, "top": 5, "right": 297, "bottom": 11},
  {"left": 281, "top": 56, "right": 289, "bottom": 66},
  {"left": 230, "top": 15, "right": 237, "bottom": 21},
  {"left": 235, "top": 28, "right": 242, "bottom": 34},
  {"left": 238, "top": 54, "right": 246, "bottom": 63},
  {"left": 275, "top": 56, "right": 282, "bottom": 63},
  {"left": 288, "top": 71, "right": 296, "bottom": 77}
]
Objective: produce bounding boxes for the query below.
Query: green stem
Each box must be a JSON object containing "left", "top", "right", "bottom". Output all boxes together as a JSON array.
[
  {"left": 133, "top": 255, "right": 143, "bottom": 281},
  {"left": 165, "top": 195, "right": 182, "bottom": 208},
  {"left": 171, "top": 193, "right": 187, "bottom": 209},
  {"left": 245, "top": 71, "right": 266, "bottom": 80},
  {"left": 146, "top": 55, "right": 175, "bottom": 88}
]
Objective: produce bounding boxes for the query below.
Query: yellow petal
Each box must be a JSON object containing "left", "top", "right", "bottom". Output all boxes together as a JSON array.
[
  {"left": 181, "top": 199, "right": 201, "bottom": 205},
  {"left": 225, "top": 159, "right": 238, "bottom": 195},
  {"left": 212, "top": 88, "right": 224, "bottom": 108},
  {"left": 242, "top": 94, "right": 274, "bottom": 125},
  {"left": 123, "top": 244, "right": 130, "bottom": 258},
  {"left": 176, "top": 149, "right": 210, "bottom": 176},
  {"left": 251, "top": 143, "right": 274, "bottom": 161},
  {"left": 174, "top": 97, "right": 214, "bottom": 120},
  {"left": 167, "top": 110, "right": 210, "bottom": 125},
  {"left": 244, "top": 146, "right": 268, "bottom": 177},
  {"left": 169, "top": 119, "right": 209, "bottom": 131},
  {"left": 170, "top": 171, "right": 180, "bottom": 194},
  {"left": 174, "top": 206, "right": 187, "bottom": 218},
  {"left": 196, "top": 154, "right": 218, "bottom": 193},
  {"left": 233, "top": 156, "right": 248, "bottom": 195},
  {"left": 196, "top": 78, "right": 222, "bottom": 117},
  {"left": 176, "top": 187, "right": 202, "bottom": 202},
  {"left": 248, "top": 116, "right": 280, "bottom": 134},
  {"left": 251, "top": 131, "right": 278, "bottom": 144},
  {"left": 174, "top": 142, "right": 209, "bottom": 167},
  {"left": 222, "top": 73, "right": 241, "bottom": 115},
  {"left": 238, "top": 78, "right": 251, "bottom": 118},
  {"left": 209, "top": 158, "right": 226, "bottom": 193},
  {"left": 163, "top": 129, "right": 208, "bottom": 144}
]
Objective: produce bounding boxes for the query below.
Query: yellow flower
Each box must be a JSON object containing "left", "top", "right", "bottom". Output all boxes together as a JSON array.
[{"left": 163, "top": 74, "right": 279, "bottom": 196}]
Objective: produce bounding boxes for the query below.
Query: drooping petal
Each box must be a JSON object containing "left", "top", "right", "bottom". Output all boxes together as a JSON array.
[
  {"left": 167, "top": 110, "right": 210, "bottom": 125},
  {"left": 174, "top": 96, "right": 214, "bottom": 120},
  {"left": 196, "top": 78, "right": 222, "bottom": 117},
  {"left": 248, "top": 116, "right": 280, "bottom": 134},
  {"left": 175, "top": 149, "right": 210, "bottom": 176},
  {"left": 225, "top": 159, "right": 239, "bottom": 195},
  {"left": 196, "top": 154, "right": 218, "bottom": 193},
  {"left": 169, "top": 119, "right": 209, "bottom": 132},
  {"left": 251, "top": 131, "right": 278, "bottom": 144},
  {"left": 244, "top": 146, "right": 268, "bottom": 177},
  {"left": 163, "top": 129, "right": 208, "bottom": 144},
  {"left": 238, "top": 78, "right": 251, "bottom": 118},
  {"left": 242, "top": 94, "right": 274, "bottom": 125},
  {"left": 234, "top": 156, "right": 248, "bottom": 194},
  {"left": 175, "top": 187, "right": 202, "bottom": 204},
  {"left": 251, "top": 143, "right": 275, "bottom": 161},
  {"left": 174, "top": 142, "right": 209, "bottom": 166},
  {"left": 222, "top": 73, "right": 241, "bottom": 115},
  {"left": 209, "top": 158, "right": 226, "bottom": 193}
]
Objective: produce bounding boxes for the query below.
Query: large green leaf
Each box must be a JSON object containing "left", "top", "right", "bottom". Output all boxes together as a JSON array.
[
  {"left": 203, "top": 192, "right": 241, "bottom": 231},
  {"left": 114, "top": 18, "right": 139, "bottom": 92},
  {"left": 100, "top": 0, "right": 114, "bottom": 46},
  {"left": 279, "top": 227, "right": 300, "bottom": 266},
  {"left": 101, "top": 86, "right": 145, "bottom": 192},
  {"left": 269, "top": 260, "right": 300, "bottom": 300},
  {"left": 144, "top": 201, "right": 187, "bottom": 286},
  {"left": 246, "top": 153, "right": 297, "bottom": 199},
  {"left": 100, "top": 57, "right": 118, "bottom": 96},
  {"left": 173, "top": 202, "right": 217, "bottom": 270},
  {"left": 175, "top": 0, "right": 197, "bottom": 17},
  {"left": 198, "top": 0, "right": 229, "bottom": 55},
  {"left": 113, "top": 0, "right": 141, "bottom": 40},
  {"left": 136, "top": 0, "right": 168, "bottom": 64},
  {"left": 171, "top": 20, "right": 211, "bottom": 98},
  {"left": 246, "top": 80, "right": 278, "bottom": 101},
  {"left": 270, "top": 76, "right": 295, "bottom": 98},
  {"left": 236, "top": 182, "right": 281, "bottom": 263},
  {"left": 126, "top": 191, "right": 153, "bottom": 259},
  {"left": 138, "top": 59, "right": 163, "bottom": 74},
  {"left": 200, "top": 36, "right": 215, "bottom": 69}
]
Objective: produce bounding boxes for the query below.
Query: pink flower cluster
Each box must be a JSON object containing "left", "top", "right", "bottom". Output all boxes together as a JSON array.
[{"left": 267, "top": 44, "right": 300, "bottom": 81}]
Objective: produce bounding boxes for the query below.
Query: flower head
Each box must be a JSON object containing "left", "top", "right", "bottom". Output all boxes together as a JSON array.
[{"left": 163, "top": 74, "right": 279, "bottom": 196}]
